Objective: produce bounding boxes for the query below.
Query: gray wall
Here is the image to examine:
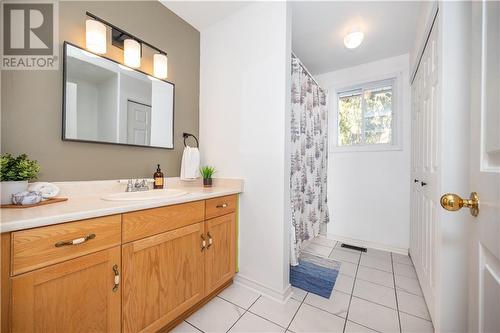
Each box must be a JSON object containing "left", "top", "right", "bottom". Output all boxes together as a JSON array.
[{"left": 1, "top": 1, "right": 200, "bottom": 181}]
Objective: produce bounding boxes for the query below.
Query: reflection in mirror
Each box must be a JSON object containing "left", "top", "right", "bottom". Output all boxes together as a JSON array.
[{"left": 63, "top": 42, "right": 174, "bottom": 149}]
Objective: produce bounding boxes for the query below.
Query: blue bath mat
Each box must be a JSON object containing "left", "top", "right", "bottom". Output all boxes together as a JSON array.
[{"left": 290, "top": 252, "right": 341, "bottom": 299}]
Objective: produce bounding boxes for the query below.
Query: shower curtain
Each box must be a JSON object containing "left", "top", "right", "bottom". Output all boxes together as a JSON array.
[{"left": 290, "top": 54, "right": 329, "bottom": 266}]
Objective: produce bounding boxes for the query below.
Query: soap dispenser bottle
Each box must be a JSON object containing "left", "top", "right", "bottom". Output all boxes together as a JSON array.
[{"left": 154, "top": 164, "right": 164, "bottom": 189}]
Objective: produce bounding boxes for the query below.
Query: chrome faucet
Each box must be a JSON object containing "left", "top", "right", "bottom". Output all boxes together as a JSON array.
[{"left": 125, "top": 179, "right": 150, "bottom": 192}]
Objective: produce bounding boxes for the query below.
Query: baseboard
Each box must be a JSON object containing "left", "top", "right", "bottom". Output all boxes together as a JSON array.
[
  {"left": 328, "top": 233, "right": 409, "bottom": 255},
  {"left": 234, "top": 274, "right": 292, "bottom": 304}
]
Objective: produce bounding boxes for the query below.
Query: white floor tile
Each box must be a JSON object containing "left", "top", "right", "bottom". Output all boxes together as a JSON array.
[
  {"left": 249, "top": 296, "right": 301, "bottom": 328},
  {"left": 311, "top": 236, "right": 337, "bottom": 248},
  {"left": 171, "top": 321, "right": 203, "bottom": 333},
  {"left": 329, "top": 249, "right": 360, "bottom": 264},
  {"left": 218, "top": 283, "right": 261, "bottom": 309},
  {"left": 353, "top": 279, "right": 397, "bottom": 309},
  {"left": 392, "top": 253, "right": 413, "bottom": 266},
  {"left": 186, "top": 297, "right": 245, "bottom": 333},
  {"left": 394, "top": 262, "right": 418, "bottom": 279},
  {"left": 333, "top": 274, "right": 355, "bottom": 294},
  {"left": 303, "top": 290, "right": 351, "bottom": 318},
  {"left": 363, "top": 248, "right": 392, "bottom": 260},
  {"left": 303, "top": 243, "right": 332, "bottom": 257},
  {"left": 229, "top": 312, "right": 286, "bottom": 333},
  {"left": 348, "top": 297, "right": 400, "bottom": 333},
  {"left": 338, "top": 261, "right": 358, "bottom": 277},
  {"left": 360, "top": 255, "right": 393, "bottom": 273},
  {"left": 289, "top": 303, "right": 345, "bottom": 333},
  {"left": 400, "top": 312, "right": 434, "bottom": 333},
  {"left": 397, "top": 290, "right": 431, "bottom": 320},
  {"left": 395, "top": 274, "right": 423, "bottom": 296},
  {"left": 344, "top": 320, "right": 377, "bottom": 333},
  {"left": 356, "top": 265, "right": 394, "bottom": 288},
  {"left": 290, "top": 286, "right": 308, "bottom": 302}
]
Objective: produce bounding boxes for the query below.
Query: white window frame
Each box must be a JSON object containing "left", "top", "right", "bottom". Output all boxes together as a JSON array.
[{"left": 329, "top": 72, "right": 403, "bottom": 153}]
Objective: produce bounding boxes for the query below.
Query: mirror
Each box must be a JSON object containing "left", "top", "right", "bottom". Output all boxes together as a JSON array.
[{"left": 62, "top": 42, "right": 174, "bottom": 149}]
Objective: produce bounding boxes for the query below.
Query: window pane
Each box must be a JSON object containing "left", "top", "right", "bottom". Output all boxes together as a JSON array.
[
  {"left": 364, "top": 86, "right": 392, "bottom": 144},
  {"left": 338, "top": 93, "right": 362, "bottom": 146}
]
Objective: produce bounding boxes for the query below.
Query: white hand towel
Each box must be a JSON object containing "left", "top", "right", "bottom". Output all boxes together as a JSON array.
[{"left": 180, "top": 146, "right": 200, "bottom": 180}]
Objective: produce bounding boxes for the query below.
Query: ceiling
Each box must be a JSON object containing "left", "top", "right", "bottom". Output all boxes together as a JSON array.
[
  {"left": 160, "top": 1, "right": 250, "bottom": 31},
  {"left": 161, "top": 1, "right": 421, "bottom": 75},
  {"left": 291, "top": 1, "right": 421, "bottom": 75}
]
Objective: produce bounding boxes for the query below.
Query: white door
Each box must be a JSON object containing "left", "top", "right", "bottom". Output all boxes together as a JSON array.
[
  {"left": 467, "top": 2, "right": 500, "bottom": 332},
  {"left": 410, "top": 13, "right": 439, "bottom": 321},
  {"left": 127, "top": 100, "right": 151, "bottom": 146}
]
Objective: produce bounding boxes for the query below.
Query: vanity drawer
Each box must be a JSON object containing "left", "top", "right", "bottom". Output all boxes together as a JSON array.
[
  {"left": 11, "top": 215, "right": 121, "bottom": 275},
  {"left": 122, "top": 200, "right": 205, "bottom": 242},
  {"left": 205, "top": 195, "right": 237, "bottom": 219}
]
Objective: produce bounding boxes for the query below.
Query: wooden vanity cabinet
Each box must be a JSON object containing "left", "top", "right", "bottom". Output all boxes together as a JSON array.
[
  {"left": 122, "top": 222, "right": 205, "bottom": 333},
  {"left": 11, "top": 246, "right": 121, "bottom": 332},
  {"left": 204, "top": 213, "right": 236, "bottom": 295},
  {"left": 1, "top": 195, "right": 238, "bottom": 333}
]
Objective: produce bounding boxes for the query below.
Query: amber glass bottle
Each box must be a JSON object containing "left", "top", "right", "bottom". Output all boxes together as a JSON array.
[{"left": 154, "top": 164, "right": 164, "bottom": 189}]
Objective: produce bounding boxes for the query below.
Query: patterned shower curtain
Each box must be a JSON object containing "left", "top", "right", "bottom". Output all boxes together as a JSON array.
[{"left": 290, "top": 54, "right": 329, "bottom": 266}]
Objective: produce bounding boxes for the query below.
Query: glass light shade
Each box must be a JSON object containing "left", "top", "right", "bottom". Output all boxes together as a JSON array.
[
  {"left": 153, "top": 53, "right": 168, "bottom": 79},
  {"left": 343, "top": 31, "right": 364, "bottom": 49},
  {"left": 86, "top": 20, "right": 107, "bottom": 54},
  {"left": 124, "top": 39, "right": 141, "bottom": 68}
]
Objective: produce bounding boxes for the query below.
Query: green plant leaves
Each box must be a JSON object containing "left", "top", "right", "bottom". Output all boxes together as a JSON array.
[{"left": 0, "top": 153, "right": 40, "bottom": 181}]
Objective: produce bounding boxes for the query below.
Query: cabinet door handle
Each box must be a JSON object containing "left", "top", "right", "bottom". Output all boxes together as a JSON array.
[
  {"left": 414, "top": 179, "right": 419, "bottom": 183},
  {"left": 207, "top": 232, "right": 213, "bottom": 248},
  {"left": 112, "top": 264, "right": 120, "bottom": 292},
  {"left": 421, "top": 181, "right": 427, "bottom": 186},
  {"left": 216, "top": 203, "right": 228, "bottom": 208},
  {"left": 55, "top": 233, "right": 96, "bottom": 247},
  {"left": 201, "top": 234, "right": 206, "bottom": 251}
]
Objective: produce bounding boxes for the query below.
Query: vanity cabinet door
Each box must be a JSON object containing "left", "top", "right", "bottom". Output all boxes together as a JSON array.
[
  {"left": 10, "top": 246, "right": 121, "bottom": 333},
  {"left": 204, "top": 213, "right": 236, "bottom": 295},
  {"left": 122, "top": 222, "right": 205, "bottom": 333}
]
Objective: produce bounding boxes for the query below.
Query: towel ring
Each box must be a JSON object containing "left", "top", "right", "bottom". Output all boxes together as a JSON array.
[{"left": 183, "top": 132, "right": 199, "bottom": 148}]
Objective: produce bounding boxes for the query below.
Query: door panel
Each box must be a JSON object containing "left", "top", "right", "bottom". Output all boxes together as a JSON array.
[
  {"left": 471, "top": 2, "right": 500, "bottom": 332},
  {"left": 410, "top": 14, "right": 439, "bottom": 321},
  {"left": 122, "top": 222, "right": 205, "bottom": 333},
  {"left": 127, "top": 100, "right": 151, "bottom": 146},
  {"left": 204, "top": 213, "right": 236, "bottom": 295},
  {"left": 11, "top": 246, "right": 121, "bottom": 333}
]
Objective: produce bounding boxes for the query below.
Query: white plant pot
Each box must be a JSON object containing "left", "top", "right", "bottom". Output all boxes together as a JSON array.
[{"left": 1, "top": 180, "right": 28, "bottom": 205}]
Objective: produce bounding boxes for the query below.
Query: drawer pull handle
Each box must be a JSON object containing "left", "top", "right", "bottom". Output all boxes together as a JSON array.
[
  {"left": 112, "top": 264, "right": 120, "bottom": 292},
  {"left": 207, "top": 232, "right": 213, "bottom": 248},
  {"left": 55, "top": 233, "right": 96, "bottom": 247},
  {"left": 201, "top": 235, "right": 206, "bottom": 251},
  {"left": 216, "top": 203, "right": 228, "bottom": 208}
]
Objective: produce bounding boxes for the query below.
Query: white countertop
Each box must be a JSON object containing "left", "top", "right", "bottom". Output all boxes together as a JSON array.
[{"left": 0, "top": 178, "right": 243, "bottom": 233}]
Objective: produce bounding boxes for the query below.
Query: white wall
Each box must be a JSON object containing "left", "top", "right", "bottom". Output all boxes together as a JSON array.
[
  {"left": 316, "top": 54, "right": 411, "bottom": 252},
  {"left": 199, "top": 2, "right": 292, "bottom": 300}
]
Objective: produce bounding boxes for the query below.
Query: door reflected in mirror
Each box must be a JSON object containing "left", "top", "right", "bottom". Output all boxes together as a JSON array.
[{"left": 63, "top": 42, "right": 174, "bottom": 149}]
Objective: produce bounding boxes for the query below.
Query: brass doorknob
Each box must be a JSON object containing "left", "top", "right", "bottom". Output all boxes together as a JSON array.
[{"left": 440, "top": 192, "right": 480, "bottom": 217}]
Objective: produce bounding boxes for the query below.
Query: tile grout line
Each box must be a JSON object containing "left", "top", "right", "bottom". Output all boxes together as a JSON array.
[
  {"left": 284, "top": 291, "right": 308, "bottom": 332},
  {"left": 184, "top": 320, "right": 205, "bottom": 333},
  {"left": 225, "top": 295, "right": 262, "bottom": 333},
  {"left": 342, "top": 251, "right": 362, "bottom": 333},
  {"left": 391, "top": 252, "right": 403, "bottom": 333}
]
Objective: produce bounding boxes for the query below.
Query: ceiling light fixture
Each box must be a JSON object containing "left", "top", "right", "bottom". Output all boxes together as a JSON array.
[
  {"left": 344, "top": 30, "right": 364, "bottom": 49},
  {"left": 153, "top": 53, "right": 168, "bottom": 79}
]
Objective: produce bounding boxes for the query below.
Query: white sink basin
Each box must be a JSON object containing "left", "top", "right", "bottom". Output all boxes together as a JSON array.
[{"left": 102, "top": 189, "right": 187, "bottom": 201}]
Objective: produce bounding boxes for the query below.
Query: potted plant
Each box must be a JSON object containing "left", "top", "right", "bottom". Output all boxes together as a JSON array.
[
  {"left": 1, "top": 153, "right": 40, "bottom": 204},
  {"left": 200, "top": 166, "right": 216, "bottom": 187}
]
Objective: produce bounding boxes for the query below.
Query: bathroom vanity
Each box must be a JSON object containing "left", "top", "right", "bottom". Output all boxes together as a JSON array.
[{"left": 0, "top": 179, "right": 242, "bottom": 332}]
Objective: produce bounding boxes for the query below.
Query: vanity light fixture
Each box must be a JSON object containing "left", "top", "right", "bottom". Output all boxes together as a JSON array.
[
  {"left": 153, "top": 53, "right": 168, "bottom": 79},
  {"left": 344, "top": 30, "right": 364, "bottom": 49},
  {"left": 124, "top": 39, "right": 141, "bottom": 68},
  {"left": 85, "top": 19, "right": 106, "bottom": 54}
]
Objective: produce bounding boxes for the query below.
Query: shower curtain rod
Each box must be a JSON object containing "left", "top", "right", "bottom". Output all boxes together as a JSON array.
[{"left": 291, "top": 51, "right": 322, "bottom": 89}]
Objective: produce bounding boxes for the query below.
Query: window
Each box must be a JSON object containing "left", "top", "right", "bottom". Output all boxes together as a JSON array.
[{"left": 335, "top": 78, "right": 397, "bottom": 151}]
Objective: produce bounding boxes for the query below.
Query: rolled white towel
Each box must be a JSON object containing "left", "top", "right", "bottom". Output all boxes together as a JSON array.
[{"left": 180, "top": 146, "right": 200, "bottom": 180}]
